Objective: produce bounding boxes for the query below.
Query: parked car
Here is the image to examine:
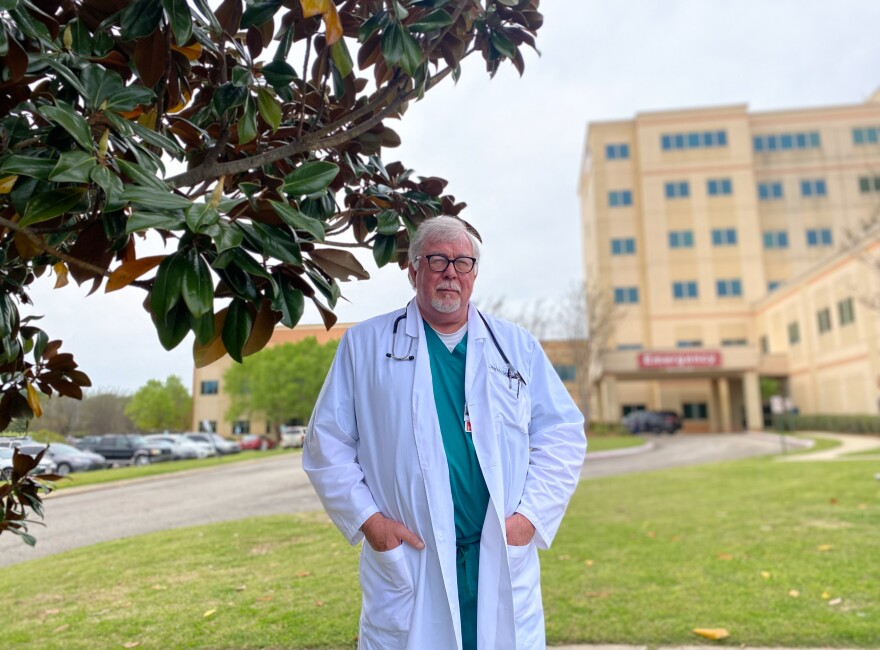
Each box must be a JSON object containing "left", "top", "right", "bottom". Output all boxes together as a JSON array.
[
  {"left": 145, "top": 434, "right": 209, "bottom": 460},
  {"left": 0, "top": 436, "right": 34, "bottom": 449},
  {"left": 76, "top": 434, "right": 173, "bottom": 465},
  {"left": 183, "top": 433, "right": 240, "bottom": 455},
  {"left": 279, "top": 425, "right": 306, "bottom": 449},
  {"left": 622, "top": 410, "right": 682, "bottom": 434},
  {"left": 17, "top": 443, "right": 107, "bottom": 475},
  {"left": 0, "top": 447, "right": 57, "bottom": 481},
  {"left": 238, "top": 434, "right": 277, "bottom": 451}
]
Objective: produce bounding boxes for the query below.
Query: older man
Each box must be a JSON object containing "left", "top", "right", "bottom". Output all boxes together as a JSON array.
[{"left": 303, "top": 216, "right": 586, "bottom": 649}]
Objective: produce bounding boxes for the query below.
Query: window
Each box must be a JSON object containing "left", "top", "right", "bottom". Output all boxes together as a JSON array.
[
  {"left": 788, "top": 322, "right": 800, "bottom": 345},
  {"left": 682, "top": 402, "right": 708, "bottom": 419},
  {"left": 232, "top": 420, "right": 250, "bottom": 434},
  {"left": 753, "top": 131, "right": 821, "bottom": 152},
  {"left": 661, "top": 130, "right": 727, "bottom": 151},
  {"left": 676, "top": 339, "right": 702, "bottom": 348},
  {"left": 554, "top": 365, "right": 576, "bottom": 382},
  {"left": 817, "top": 308, "right": 832, "bottom": 334},
  {"left": 760, "top": 336, "right": 769, "bottom": 354},
  {"left": 672, "top": 281, "right": 699, "bottom": 300},
  {"left": 853, "top": 127, "right": 880, "bottom": 145},
  {"left": 858, "top": 176, "right": 880, "bottom": 193},
  {"left": 758, "top": 182, "right": 784, "bottom": 200},
  {"left": 664, "top": 181, "right": 690, "bottom": 199},
  {"left": 763, "top": 231, "right": 789, "bottom": 249},
  {"left": 707, "top": 178, "right": 733, "bottom": 196},
  {"left": 610, "top": 238, "right": 636, "bottom": 255},
  {"left": 198, "top": 420, "right": 217, "bottom": 433},
  {"left": 621, "top": 404, "right": 647, "bottom": 416},
  {"left": 838, "top": 297, "right": 855, "bottom": 326},
  {"left": 721, "top": 338, "right": 747, "bottom": 347},
  {"left": 711, "top": 228, "right": 737, "bottom": 246},
  {"left": 200, "top": 380, "right": 219, "bottom": 395},
  {"left": 806, "top": 228, "right": 833, "bottom": 247},
  {"left": 614, "top": 287, "right": 639, "bottom": 304},
  {"left": 608, "top": 190, "right": 633, "bottom": 207},
  {"left": 668, "top": 230, "right": 694, "bottom": 248},
  {"left": 716, "top": 278, "right": 742, "bottom": 297},
  {"left": 800, "top": 179, "right": 827, "bottom": 197},
  {"left": 605, "top": 143, "right": 630, "bottom": 160},
  {"left": 768, "top": 281, "right": 781, "bottom": 292},
  {"left": 616, "top": 343, "right": 643, "bottom": 351}
]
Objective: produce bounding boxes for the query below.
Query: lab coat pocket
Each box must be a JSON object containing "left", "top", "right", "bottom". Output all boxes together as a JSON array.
[
  {"left": 506, "top": 541, "right": 542, "bottom": 623},
  {"left": 360, "top": 543, "right": 415, "bottom": 635}
]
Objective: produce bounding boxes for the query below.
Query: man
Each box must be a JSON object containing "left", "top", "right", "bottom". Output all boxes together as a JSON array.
[{"left": 303, "top": 216, "right": 586, "bottom": 649}]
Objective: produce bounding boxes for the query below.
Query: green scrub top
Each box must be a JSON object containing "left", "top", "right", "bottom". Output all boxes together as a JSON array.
[{"left": 423, "top": 322, "right": 489, "bottom": 650}]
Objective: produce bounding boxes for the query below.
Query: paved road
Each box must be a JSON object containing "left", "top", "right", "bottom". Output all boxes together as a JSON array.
[{"left": 0, "top": 434, "right": 798, "bottom": 568}]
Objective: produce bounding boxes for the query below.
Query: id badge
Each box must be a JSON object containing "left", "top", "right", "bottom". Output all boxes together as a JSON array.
[{"left": 464, "top": 405, "right": 472, "bottom": 433}]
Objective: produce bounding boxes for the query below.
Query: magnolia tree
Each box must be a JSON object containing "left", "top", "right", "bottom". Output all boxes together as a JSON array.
[{"left": 0, "top": 0, "right": 543, "bottom": 541}]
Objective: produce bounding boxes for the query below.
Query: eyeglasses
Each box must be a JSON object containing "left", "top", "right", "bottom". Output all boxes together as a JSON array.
[{"left": 417, "top": 255, "right": 477, "bottom": 273}]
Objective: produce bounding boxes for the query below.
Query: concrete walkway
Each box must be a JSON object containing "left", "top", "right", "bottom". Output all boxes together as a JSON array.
[
  {"left": 554, "top": 646, "right": 870, "bottom": 650},
  {"left": 776, "top": 431, "right": 880, "bottom": 462}
]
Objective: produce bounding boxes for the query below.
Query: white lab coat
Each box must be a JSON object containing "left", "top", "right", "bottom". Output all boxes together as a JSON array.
[{"left": 303, "top": 300, "right": 586, "bottom": 649}]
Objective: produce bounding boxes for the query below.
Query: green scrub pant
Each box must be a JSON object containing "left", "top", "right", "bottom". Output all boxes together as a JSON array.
[{"left": 456, "top": 535, "right": 480, "bottom": 650}]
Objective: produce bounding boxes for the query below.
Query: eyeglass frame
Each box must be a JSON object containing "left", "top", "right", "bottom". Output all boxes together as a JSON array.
[{"left": 415, "top": 254, "right": 478, "bottom": 274}]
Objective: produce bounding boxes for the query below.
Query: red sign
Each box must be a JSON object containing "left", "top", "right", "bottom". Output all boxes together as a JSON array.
[{"left": 638, "top": 350, "right": 722, "bottom": 369}]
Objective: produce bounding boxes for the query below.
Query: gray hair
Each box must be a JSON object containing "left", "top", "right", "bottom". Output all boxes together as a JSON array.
[{"left": 408, "top": 216, "right": 481, "bottom": 267}]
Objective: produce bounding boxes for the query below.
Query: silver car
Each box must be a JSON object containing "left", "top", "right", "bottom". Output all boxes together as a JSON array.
[{"left": 145, "top": 434, "right": 208, "bottom": 460}]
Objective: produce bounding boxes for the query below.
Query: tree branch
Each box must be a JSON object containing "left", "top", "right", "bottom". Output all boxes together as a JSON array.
[{"left": 0, "top": 217, "right": 111, "bottom": 278}]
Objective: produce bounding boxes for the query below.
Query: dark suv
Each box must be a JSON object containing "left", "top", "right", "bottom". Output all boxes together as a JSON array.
[
  {"left": 622, "top": 410, "right": 682, "bottom": 434},
  {"left": 76, "top": 434, "right": 173, "bottom": 466}
]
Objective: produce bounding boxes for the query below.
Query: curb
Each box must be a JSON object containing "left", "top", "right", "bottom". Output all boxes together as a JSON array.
[{"left": 586, "top": 440, "right": 656, "bottom": 460}]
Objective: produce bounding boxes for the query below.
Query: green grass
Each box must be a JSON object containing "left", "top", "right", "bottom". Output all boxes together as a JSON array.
[
  {"left": 1, "top": 451, "right": 878, "bottom": 648},
  {"left": 586, "top": 435, "right": 646, "bottom": 453},
  {"left": 51, "top": 448, "right": 295, "bottom": 491}
]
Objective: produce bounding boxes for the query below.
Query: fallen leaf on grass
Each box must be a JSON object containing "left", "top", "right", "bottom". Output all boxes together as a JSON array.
[
  {"left": 646, "top": 531, "right": 656, "bottom": 538},
  {"left": 822, "top": 592, "right": 831, "bottom": 599},
  {"left": 123, "top": 643, "right": 141, "bottom": 648},
  {"left": 829, "top": 498, "right": 838, "bottom": 505},
  {"left": 584, "top": 560, "right": 594, "bottom": 567},
  {"left": 789, "top": 589, "right": 800, "bottom": 598},
  {"left": 315, "top": 600, "right": 324, "bottom": 607},
  {"left": 235, "top": 585, "right": 246, "bottom": 592},
  {"left": 717, "top": 553, "right": 733, "bottom": 561},
  {"left": 760, "top": 571, "right": 771, "bottom": 579},
  {"left": 857, "top": 503, "right": 867, "bottom": 510},
  {"left": 44, "top": 608, "right": 60, "bottom": 615},
  {"left": 557, "top": 554, "right": 571, "bottom": 561},
  {"left": 257, "top": 595, "right": 274, "bottom": 602},
  {"left": 817, "top": 544, "right": 832, "bottom": 552},
  {"left": 295, "top": 571, "right": 311, "bottom": 577},
  {"left": 203, "top": 609, "right": 217, "bottom": 618},
  {"left": 693, "top": 628, "right": 729, "bottom": 640},
  {"left": 54, "top": 625, "right": 69, "bottom": 634},
  {"left": 585, "top": 591, "right": 610, "bottom": 598},
  {"left": 151, "top": 584, "right": 167, "bottom": 590},
  {"left": 829, "top": 598, "right": 842, "bottom": 606}
]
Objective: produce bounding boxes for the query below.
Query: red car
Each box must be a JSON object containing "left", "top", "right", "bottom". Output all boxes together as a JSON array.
[{"left": 237, "top": 435, "right": 277, "bottom": 451}]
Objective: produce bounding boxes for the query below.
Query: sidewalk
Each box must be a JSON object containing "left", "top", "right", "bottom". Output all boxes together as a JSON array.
[
  {"left": 554, "top": 646, "right": 870, "bottom": 650},
  {"left": 776, "top": 431, "right": 880, "bottom": 462}
]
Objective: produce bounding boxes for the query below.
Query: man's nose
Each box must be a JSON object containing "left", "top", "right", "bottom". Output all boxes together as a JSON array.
[{"left": 442, "top": 264, "right": 459, "bottom": 279}]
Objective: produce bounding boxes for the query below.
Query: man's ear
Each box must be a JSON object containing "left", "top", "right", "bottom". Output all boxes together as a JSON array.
[{"left": 407, "top": 263, "right": 416, "bottom": 288}]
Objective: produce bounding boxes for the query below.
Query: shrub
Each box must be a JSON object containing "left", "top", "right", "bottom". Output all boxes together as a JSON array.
[
  {"left": 772, "top": 413, "right": 880, "bottom": 434},
  {"left": 588, "top": 421, "right": 628, "bottom": 435}
]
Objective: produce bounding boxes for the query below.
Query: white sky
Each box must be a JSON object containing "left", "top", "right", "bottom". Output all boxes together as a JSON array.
[{"left": 24, "top": 0, "right": 880, "bottom": 394}]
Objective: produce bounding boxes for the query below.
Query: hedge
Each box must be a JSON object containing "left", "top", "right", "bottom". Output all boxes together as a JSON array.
[{"left": 772, "top": 413, "right": 880, "bottom": 434}]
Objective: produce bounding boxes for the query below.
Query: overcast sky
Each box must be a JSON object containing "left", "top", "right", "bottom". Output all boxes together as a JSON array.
[{"left": 24, "top": 0, "right": 880, "bottom": 394}]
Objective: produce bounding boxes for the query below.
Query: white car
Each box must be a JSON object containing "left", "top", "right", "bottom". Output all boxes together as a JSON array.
[
  {"left": 279, "top": 425, "right": 307, "bottom": 449},
  {"left": 145, "top": 434, "right": 210, "bottom": 460},
  {"left": 0, "top": 447, "right": 57, "bottom": 481}
]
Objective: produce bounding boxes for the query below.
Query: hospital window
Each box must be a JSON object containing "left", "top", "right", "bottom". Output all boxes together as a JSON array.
[
  {"left": 767, "top": 281, "right": 780, "bottom": 292},
  {"left": 800, "top": 179, "right": 827, "bottom": 197},
  {"left": 676, "top": 339, "right": 702, "bottom": 348},
  {"left": 621, "top": 404, "right": 647, "bottom": 416},
  {"left": 763, "top": 231, "right": 789, "bottom": 249},
  {"left": 721, "top": 339, "right": 747, "bottom": 347},
  {"left": 858, "top": 176, "right": 880, "bottom": 193},
  {"left": 682, "top": 403, "right": 708, "bottom": 419},
  {"left": 838, "top": 298, "right": 855, "bottom": 326},
  {"left": 199, "top": 420, "right": 217, "bottom": 433},
  {"left": 758, "top": 182, "right": 784, "bottom": 200},
  {"left": 610, "top": 237, "right": 636, "bottom": 255},
  {"left": 553, "top": 365, "right": 576, "bottom": 382},
  {"left": 605, "top": 143, "right": 630, "bottom": 160},
  {"left": 668, "top": 230, "right": 694, "bottom": 248},
  {"left": 760, "top": 336, "right": 769, "bottom": 354},
  {"left": 853, "top": 127, "right": 880, "bottom": 145},
  {"left": 608, "top": 190, "right": 633, "bottom": 207},
  {"left": 707, "top": 178, "right": 733, "bottom": 196},
  {"left": 664, "top": 181, "right": 690, "bottom": 199},
  {"left": 616, "top": 343, "right": 643, "bottom": 351},
  {"left": 806, "top": 228, "right": 832, "bottom": 247},
  {"left": 711, "top": 228, "right": 737, "bottom": 246},
  {"left": 787, "top": 322, "right": 800, "bottom": 345},
  {"left": 716, "top": 279, "right": 742, "bottom": 297},
  {"left": 200, "top": 380, "right": 219, "bottom": 395},
  {"left": 817, "top": 308, "right": 832, "bottom": 334},
  {"left": 753, "top": 131, "right": 820, "bottom": 152},
  {"left": 672, "top": 281, "right": 698, "bottom": 300},
  {"left": 661, "top": 130, "right": 727, "bottom": 150},
  {"left": 232, "top": 420, "right": 250, "bottom": 434},
  {"left": 614, "top": 287, "right": 639, "bottom": 304}
]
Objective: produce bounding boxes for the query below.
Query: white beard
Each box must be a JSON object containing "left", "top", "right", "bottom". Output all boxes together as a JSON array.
[{"left": 431, "top": 295, "right": 461, "bottom": 313}]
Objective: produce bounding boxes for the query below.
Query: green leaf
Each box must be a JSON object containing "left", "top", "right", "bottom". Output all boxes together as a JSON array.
[
  {"left": 120, "top": 0, "right": 164, "bottom": 40},
  {"left": 38, "top": 102, "right": 94, "bottom": 152},
  {"left": 408, "top": 9, "right": 454, "bottom": 32},
  {"left": 358, "top": 10, "right": 389, "bottom": 42},
  {"left": 162, "top": 0, "right": 193, "bottom": 45},
  {"left": 122, "top": 186, "right": 192, "bottom": 210},
  {"left": 261, "top": 60, "right": 298, "bottom": 88},
  {"left": 231, "top": 67, "right": 254, "bottom": 88},
  {"left": 181, "top": 249, "right": 214, "bottom": 318},
  {"left": 90, "top": 165, "right": 125, "bottom": 210},
  {"left": 150, "top": 252, "right": 185, "bottom": 318},
  {"left": 490, "top": 30, "right": 516, "bottom": 59},
  {"left": 330, "top": 40, "right": 353, "bottom": 78},
  {"left": 191, "top": 310, "right": 214, "bottom": 346},
  {"left": 222, "top": 299, "right": 252, "bottom": 363},
  {"left": 256, "top": 87, "right": 281, "bottom": 133},
  {"left": 381, "top": 22, "right": 405, "bottom": 67},
  {"left": 49, "top": 151, "right": 96, "bottom": 183},
  {"left": 398, "top": 26, "right": 424, "bottom": 76},
  {"left": 81, "top": 64, "right": 123, "bottom": 111},
  {"left": 31, "top": 55, "right": 87, "bottom": 96},
  {"left": 126, "top": 211, "right": 186, "bottom": 233},
  {"left": 376, "top": 210, "right": 400, "bottom": 236},
  {"left": 251, "top": 222, "right": 302, "bottom": 265},
  {"left": 0, "top": 155, "right": 57, "bottom": 180},
  {"left": 0, "top": 22, "right": 8, "bottom": 57},
  {"left": 282, "top": 161, "right": 339, "bottom": 196},
  {"left": 117, "top": 159, "right": 167, "bottom": 191},
  {"left": 212, "top": 83, "right": 248, "bottom": 116},
  {"left": 190, "top": 0, "right": 223, "bottom": 35},
  {"left": 153, "top": 300, "right": 191, "bottom": 350},
  {"left": 238, "top": 96, "right": 257, "bottom": 145},
  {"left": 205, "top": 221, "right": 244, "bottom": 252},
  {"left": 373, "top": 233, "right": 397, "bottom": 267},
  {"left": 0, "top": 292, "right": 19, "bottom": 339},
  {"left": 105, "top": 85, "right": 155, "bottom": 113},
  {"left": 241, "top": 0, "right": 282, "bottom": 29},
  {"left": 127, "top": 121, "right": 184, "bottom": 157},
  {"left": 271, "top": 279, "right": 304, "bottom": 328},
  {"left": 185, "top": 202, "right": 220, "bottom": 233},
  {"left": 270, "top": 201, "right": 325, "bottom": 242},
  {"left": 20, "top": 188, "right": 89, "bottom": 227}
]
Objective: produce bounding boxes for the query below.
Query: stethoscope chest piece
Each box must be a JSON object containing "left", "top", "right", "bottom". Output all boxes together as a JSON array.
[{"left": 386, "top": 313, "right": 415, "bottom": 361}]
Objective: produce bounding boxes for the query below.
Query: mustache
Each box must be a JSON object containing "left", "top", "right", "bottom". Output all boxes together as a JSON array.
[{"left": 436, "top": 281, "right": 461, "bottom": 292}]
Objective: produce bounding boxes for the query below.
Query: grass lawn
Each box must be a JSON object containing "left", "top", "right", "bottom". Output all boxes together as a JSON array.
[
  {"left": 586, "top": 435, "right": 646, "bottom": 453},
  {"left": 49, "top": 448, "right": 296, "bottom": 491},
  {"left": 1, "top": 452, "right": 877, "bottom": 649}
]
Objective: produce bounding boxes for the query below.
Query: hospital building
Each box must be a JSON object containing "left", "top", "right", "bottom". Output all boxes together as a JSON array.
[{"left": 580, "top": 92, "right": 880, "bottom": 432}]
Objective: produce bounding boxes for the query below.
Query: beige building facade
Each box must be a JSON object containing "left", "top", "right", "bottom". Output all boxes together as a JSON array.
[{"left": 580, "top": 94, "right": 880, "bottom": 431}]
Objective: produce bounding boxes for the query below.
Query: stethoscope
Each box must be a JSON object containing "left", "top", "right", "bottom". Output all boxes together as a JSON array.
[{"left": 386, "top": 309, "right": 528, "bottom": 392}]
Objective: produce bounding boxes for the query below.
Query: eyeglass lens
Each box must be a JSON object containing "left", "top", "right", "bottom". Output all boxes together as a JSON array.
[{"left": 426, "top": 255, "right": 475, "bottom": 273}]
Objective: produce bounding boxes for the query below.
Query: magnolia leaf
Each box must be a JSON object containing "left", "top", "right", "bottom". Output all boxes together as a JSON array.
[
  {"left": 241, "top": 0, "right": 282, "bottom": 29},
  {"left": 283, "top": 161, "right": 339, "bottom": 196},
  {"left": 0, "top": 155, "right": 56, "bottom": 180},
  {"left": 26, "top": 383, "right": 42, "bottom": 418},
  {"left": 38, "top": 102, "right": 94, "bottom": 151},
  {"left": 53, "top": 262, "right": 69, "bottom": 289},
  {"left": 330, "top": 40, "right": 353, "bottom": 78},
  {"left": 106, "top": 255, "right": 165, "bottom": 293},
  {"left": 256, "top": 87, "right": 282, "bottom": 132},
  {"left": 20, "top": 188, "right": 89, "bottom": 227},
  {"left": 322, "top": 4, "right": 342, "bottom": 45},
  {"left": 126, "top": 211, "right": 186, "bottom": 233},
  {"left": 120, "top": 0, "right": 164, "bottom": 40},
  {"left": 185, "top": 203, "right": 220, "bottom": 233},
  {"left": 194, "top": 309, "right": 228, "bottom": 368},
  {"left": 408, "top": 9, "right": 454, "bottom": 32},
  {"left": 693, "top": 629, "right": 729, "bottom": 641},
  {"left": 122, "top": 186, "right": 192, "bottom": 210},
  {"left": 181, "top": 249, "right": 214, "bottom": 318},
  {"left": 238, "top": 95, "right": 258, "bottom": 144},
  {"left": 0, "top": 175, "right": 18, "bottom": 193},
  {"left": 261, "top": 60, "right": 297, "bottom": 88},
  {"left": 162, "top": 0, "right": 193, "bottom": 45},
  {"left": 300, "top": 0, "right": 330, "bottom": 19},
  {"left": 49, "top": 151, "right": 96, "bottom": 183},
  {"left": 242, "top": 299, "right": 277, "bottom": 357},
  {"left": 372, "top": 233, "right": 397, "bottom": 267},
  {"left": 271, "top": 201, "right": 325, "bottom": 241},
  {"left": 308, "top": 249, "right": 370, "bottom": 281},
  {"left": 272, "top": 282, "right": 304, "bottom": 328},
  {"left": 222, "top": 299, "right": 252, "bottom": 363},
  {"left": 150, "top": 253, "right": 185, "bottom": 318}
]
